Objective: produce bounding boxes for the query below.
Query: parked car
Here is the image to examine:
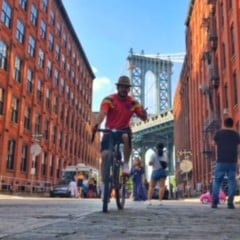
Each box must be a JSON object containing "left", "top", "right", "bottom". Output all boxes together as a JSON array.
[
  {"left": 200, "top": 191, "right": 227, "bottom": 204},
  {"left": 50, "top": 181, "right": 71, "bottom": 198}
]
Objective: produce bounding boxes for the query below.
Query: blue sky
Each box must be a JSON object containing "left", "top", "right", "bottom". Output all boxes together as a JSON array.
[{"left": 62, "top": 0, "right": 190, "bottom": 111}]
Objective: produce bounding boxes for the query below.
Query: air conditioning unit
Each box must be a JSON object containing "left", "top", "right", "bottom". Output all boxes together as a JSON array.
[{"left": 223, "top": 108, "right": 229, "bottom": 115}]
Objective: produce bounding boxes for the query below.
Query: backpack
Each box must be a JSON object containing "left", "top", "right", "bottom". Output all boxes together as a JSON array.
[{"left": 158, "top": 155, "right": 167, "bottom": 169}]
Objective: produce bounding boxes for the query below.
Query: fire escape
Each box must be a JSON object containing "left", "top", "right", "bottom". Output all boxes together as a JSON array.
[{"left": 201, "top": 0, "right": 220, "bottom": 182}]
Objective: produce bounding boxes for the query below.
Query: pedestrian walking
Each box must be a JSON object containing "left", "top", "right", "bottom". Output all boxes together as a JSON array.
[
  {"left": 69, "top": 176, "right": 79, "bottom": 198},
  {"left": 77, "top": 172, "right": 85, "bottom": 198},
  {"left": 146, "top": 142, "right": 168, "bottom": 205},
  {"left": 130, "top": 157, "right": 147, "bottom": 201},
  {"left": 211, "top": 117, "right": 240, "bottom": 209}
]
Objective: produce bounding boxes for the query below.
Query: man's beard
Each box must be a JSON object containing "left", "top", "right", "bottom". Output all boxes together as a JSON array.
[{"left": 118, "top": 91, "right": 128, "bottom": 98}]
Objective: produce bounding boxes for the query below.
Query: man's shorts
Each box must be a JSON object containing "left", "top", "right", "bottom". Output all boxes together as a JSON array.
[
  {"left": 151, "top": 169, "right": 167, "bottom": 181},
  {"left": 101, "top": 128, "right": 132, "bottom": 151}
]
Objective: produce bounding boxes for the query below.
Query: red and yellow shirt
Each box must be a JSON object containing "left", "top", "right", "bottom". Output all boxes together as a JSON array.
[{"left": 100, "top": 94, "right": 145, "bottom": 129}]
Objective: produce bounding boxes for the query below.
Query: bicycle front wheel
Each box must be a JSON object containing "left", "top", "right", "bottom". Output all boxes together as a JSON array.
[
  {"left": 114, "top": 164, "right": 126, "bottom": 210},
  {"left": 102, "top": 155, "right": 112, "bottom": 213}
]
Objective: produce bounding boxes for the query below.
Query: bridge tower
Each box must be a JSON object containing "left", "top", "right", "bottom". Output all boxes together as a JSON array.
[
  {"left": 129, "top": 49, "right": 185, "bottom": 187},
  {"left": 127, "top": 48, "right": 173, "bottom": 113}
]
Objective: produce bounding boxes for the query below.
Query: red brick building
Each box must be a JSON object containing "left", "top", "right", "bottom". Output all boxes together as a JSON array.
[
  {"left": 174, "top": 0, "right": 240, "bottom": 194},
  {"left": 0, "top": 0, "right": 98, "bottom": 192}
]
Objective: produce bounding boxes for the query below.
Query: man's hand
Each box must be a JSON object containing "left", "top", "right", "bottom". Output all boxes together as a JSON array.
[
  {"left": 141, "top": 108, "right": 148, "bottom": 121},
  {"left": 91, "top": 124, "right": 99, "bottom": 143},
  {"left": 92, "top": 124, "right": 98, "bottom": 134}
]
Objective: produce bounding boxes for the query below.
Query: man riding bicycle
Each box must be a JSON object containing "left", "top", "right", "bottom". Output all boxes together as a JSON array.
[{"left": 92, "top": 75, "right": 148, "bottom": 180}]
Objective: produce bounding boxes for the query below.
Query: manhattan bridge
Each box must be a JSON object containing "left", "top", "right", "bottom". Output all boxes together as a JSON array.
[{"left": 128, "top": 48, "right": 185, "bottom": 179}]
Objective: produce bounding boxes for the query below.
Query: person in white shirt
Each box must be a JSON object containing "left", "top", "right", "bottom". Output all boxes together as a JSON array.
[
  {"left": 69, "top": 176, "right": 79, "bottom": 198},
  {"left": 147, "top": 143, "right": 168, "bottom": 204}
]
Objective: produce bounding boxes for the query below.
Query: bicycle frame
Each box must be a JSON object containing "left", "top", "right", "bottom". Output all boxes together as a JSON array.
[{"left": 93, "top": 128, "right": 127, "bottom": 213}]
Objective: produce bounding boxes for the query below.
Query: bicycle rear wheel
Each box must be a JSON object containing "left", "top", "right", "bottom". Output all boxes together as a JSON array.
[
  {"left": 102, "top": 155, "right": 112, "bottom": 213},
  {"left": 114, "top": 163, "right": 126, "bottom": 210}
]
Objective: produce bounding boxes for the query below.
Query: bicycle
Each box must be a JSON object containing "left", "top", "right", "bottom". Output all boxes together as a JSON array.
[{"left": 92, "top": 128, "right": 128, "bottom": 213}]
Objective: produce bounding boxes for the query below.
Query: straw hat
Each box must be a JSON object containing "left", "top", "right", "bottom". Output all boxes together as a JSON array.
[{"left": 116, "top": 75, "right": 132, "bottom": 86}]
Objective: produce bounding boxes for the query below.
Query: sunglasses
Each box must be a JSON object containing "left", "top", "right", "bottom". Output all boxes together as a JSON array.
[{"left": 118, "top": 84, "right": 130, "bottom": 89}]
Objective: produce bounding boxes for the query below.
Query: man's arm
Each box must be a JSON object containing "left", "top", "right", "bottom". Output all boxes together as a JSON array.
[
  {"left": 139, "top": 108, "right": 148, "bottom": 121},
  {"left": 237, "top": 144, "right": 240, "bottom": 159},
  {"left": 135, "top": 106, "right": 148, "bottom": 121},
  {"left": 95, "top": 110, "right": 106, "bottom": 127},
  {"left": 92, "top": 109, "right": 106, "bottom": 132}
]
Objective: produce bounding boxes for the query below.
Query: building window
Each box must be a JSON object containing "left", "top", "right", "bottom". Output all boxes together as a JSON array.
[
  {"left": 0, "top": 87, "right": 5, "bottom": 115},
  {"left": 221, "top": 43, "right": 226, "bottom": 69},
  {"left": 62, "top": 34, "right": 67, "bottom": 47},
  {"left": 224, "top": 84, "right": 228, "bottom": 109},
  {"left": 38, "top": 49, "right": 45, "bottom": 68},
  {"left": 1, "top": 1, "right": 12, "bottom": 28},
  {"left": 40, "top": 20, "right": 47, "bottom": 39},
  {"left": 46, "top": 89, "right": 51, "bottom": 109},
  {"left": 14, "top": 56, "right": 23, "bottom": 83},
  {"left": 37, "top": 80, "right": 43, "bottom": 101},
  {"left": 21, "top": 144, "right": 28, "bottom": 172},
  {"left": 67, "top": 43, "right": 71, "bottom": 55},
  {"left": 61, "top": 54, "right": 66, "bottom": 70},
  {"left": 44, "top": 120, "right": 49, "bottom": 139},
  {"left": 71, "top": 70, "right": 75, "bottom": 82},
  {"left": 220, "top": 2, "right": 224, "bottom": 27},
  {"left": 233, "top": 72, "right": 238, "bottom": 105},
  {"left": 53, "top": 96, "right": 58, "bottom": 113},
  {"left": 27, "top": 69, "right": 34, "bottom": 93},
  {"left": 50, "top": 155, "right": 53, "bottom": 177},
  {"left": 47, "top": 60, "right": 52, "bottom": 78},
  {"left": 11, "top": 97, "right": 19, "bottom": 123},
  {"left": 16, "top": 19, "right": 25, "bottom": 44},
  {"left": 228, "top": 0, "right": 233, "bottom": 10},
  {"left": 0, "top": 41, "right": 8, "bottom": 70},
  {"left": 50, "top": 10, "right": 55, "bottom": 25},
  {"left": 67, "top": 63, "right": 70, "bottom": 77},
  {"left": 19, "top": 0, "right": 28, "bottom": 11},
  {"left": 59, "top": 131, "right": 63, "bottom": 148},
  {"left": 28, "top": 36, "right": 36, "bottom": 57},
  {"left": 53, "top": 125, "right": 57, "bottom": 144},
  {"left": 42, "top": 153, "right": 47, "bottom": 176},
  {"left": 24, "top": 107, "right": 31, "bottom": 130},
  {"left": 60, "top": 105, "right": 64, "bottom": 120},
  {"left": 66, "top": 108, "right": 70, "bottom": 125},
  {"left": 48, "top": 33, "right": 54, "bottom": 51},
  {"left": 35, "top": 114, "right": 42, "bottom": 134},
  {"left": 54, "top": 69, "right": 59, "bottom": 86},
  {"left": 30, "top": 5, "right": 38, "bottom": 26},
  {"left": 42, "top": 0, "right": 48, "bottom": 12},
  {"left": 56, "top": 22, "right": 61, "bottom": 37},
  {"left": 55, "top": 44, "right": 60, "bottom": 60},
  {"left": 61, "top": 78, "right": 65, "bottom": 94},
  {"left": 35, "top": 155, "right": 39, "bottom": 176},
  {"left": 230, "top": 24, "right": 235, "bottom": 56},
  {"left": 7, "top": 140, "right": 16, "bottom": 170}
]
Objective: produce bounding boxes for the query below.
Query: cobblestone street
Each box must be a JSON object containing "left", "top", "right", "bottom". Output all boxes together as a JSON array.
[{"left": 1, "top": 196, "right": 239, "bottom": 240}]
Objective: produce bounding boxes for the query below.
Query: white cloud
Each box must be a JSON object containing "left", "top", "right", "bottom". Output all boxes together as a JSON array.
[{"left": 93, "top": 76, "right": 111, "bottom": 93}]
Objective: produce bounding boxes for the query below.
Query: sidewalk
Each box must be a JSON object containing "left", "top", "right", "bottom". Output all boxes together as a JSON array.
[
  {"left": 0, "top": 197, "right": 240, "bottom": 240},
  {"left": 1, "top": 192, "right": 240, "bottom": 203},
  {"left": 0, "top": 192, "right": 49, "bottom": 199}
]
